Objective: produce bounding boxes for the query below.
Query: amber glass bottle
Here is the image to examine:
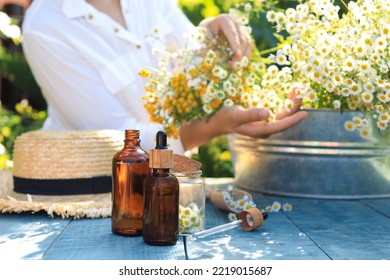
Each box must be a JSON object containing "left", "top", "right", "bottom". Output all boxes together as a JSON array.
[
  {"left": 143, "top": 131, "right": 179, "bottom": 245},
  {"left": 112, "top": 130, "right": 149, "bottom": 236}
]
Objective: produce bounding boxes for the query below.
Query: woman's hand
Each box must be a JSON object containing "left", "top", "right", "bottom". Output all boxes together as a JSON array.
[
  {"left": 228, "top": 87, "right": 308, "bottom": 138},
  {"left": 180, "top": 88, "right": 308, "bottom": 151},
  {"left": 199, "top": 14, "right": 253, "bottom": 69}
]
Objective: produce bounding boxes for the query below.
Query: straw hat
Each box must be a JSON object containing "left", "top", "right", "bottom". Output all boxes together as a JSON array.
[{"left": 0, "top": 129, "right": 124, "bottom": 218}]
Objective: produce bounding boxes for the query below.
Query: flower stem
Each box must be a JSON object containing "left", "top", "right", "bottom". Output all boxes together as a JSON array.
[
  {"left": 258, "top": 45, "right": 281, "bottom": 56},
  {"left": 339, "top": 0, "right": 349, "bottom": 10}
]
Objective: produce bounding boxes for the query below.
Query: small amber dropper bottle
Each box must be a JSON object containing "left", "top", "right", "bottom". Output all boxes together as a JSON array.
[{"left": 143, "top": 131, "right": 180, "bottom": 246}]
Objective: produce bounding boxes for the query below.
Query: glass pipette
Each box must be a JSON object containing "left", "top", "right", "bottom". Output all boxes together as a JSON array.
[{"left": 181, "top": 208, "right": 268, "bottom": 241}]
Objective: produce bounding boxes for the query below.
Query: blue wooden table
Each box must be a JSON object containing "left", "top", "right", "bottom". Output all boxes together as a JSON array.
[{"left": 1, "top": 187, "right": 390, "bottom": 260}]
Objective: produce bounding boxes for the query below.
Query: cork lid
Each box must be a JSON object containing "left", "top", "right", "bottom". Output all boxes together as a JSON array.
[
  {"left": 238, "top": 208, "right": 267, "bottom": 231},
  {"left": 149, "top": 131, "right": 173, "bottom": 169}
]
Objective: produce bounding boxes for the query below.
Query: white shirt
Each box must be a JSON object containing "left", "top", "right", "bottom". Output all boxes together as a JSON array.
[{"left": 22, "top": 0, "right": 194, "bottom": 154}]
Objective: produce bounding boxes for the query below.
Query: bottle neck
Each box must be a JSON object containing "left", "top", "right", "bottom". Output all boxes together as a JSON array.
[{"left": 124, "top": 130, "right": 141, "bottom": 148}]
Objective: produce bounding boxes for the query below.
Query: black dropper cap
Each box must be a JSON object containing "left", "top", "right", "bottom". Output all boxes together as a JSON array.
[
  {"left": 155, "top": 131, "right": 167, "bottom": 149},
  {"left": 149, "top": 131, "right": 172, "bottom": 168}
]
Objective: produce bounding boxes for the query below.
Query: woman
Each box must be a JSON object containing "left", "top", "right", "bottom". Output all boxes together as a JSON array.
[{"left": 22, "top": 0, "right": 308, "bottom": 153}]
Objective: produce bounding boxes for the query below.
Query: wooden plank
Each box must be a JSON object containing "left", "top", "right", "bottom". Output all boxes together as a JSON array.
[
  {"left": 186, "top": 192, "right": 329, "bottom": 260},
  {"left": 0, "top": 212, "right": 70, "bottom": 260},
  {"left": 43, "top": 217, "right": 187, "bottom": 260},
  {"left": 5, "top": 188, "right": 389, "bottom": 260},
  {"left": 362, "top": 198, "right": 390, "bottom": 218},
  {"left": 276, "top": 196, "right": 390, "bottom": 260}
]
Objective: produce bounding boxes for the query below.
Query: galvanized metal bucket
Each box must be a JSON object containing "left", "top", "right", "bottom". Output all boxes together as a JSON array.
[{"left": 228, "top": 109, "right": 390, "bottom": 199}]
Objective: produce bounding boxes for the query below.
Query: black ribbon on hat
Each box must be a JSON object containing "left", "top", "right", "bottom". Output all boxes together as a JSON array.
[{"left": 13, "top": 176, "right": 112, "bottom": 195}]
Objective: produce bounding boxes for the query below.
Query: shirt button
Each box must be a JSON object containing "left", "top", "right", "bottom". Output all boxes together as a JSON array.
[
  {"left": 136, "top": 45, "right": 141, "bottom": 49},
  {"left": 87, "top": 14, "right": 93, "bottom": 20},
  {"left": 114, "top": 27, "right": 119, "bottom": 33}
]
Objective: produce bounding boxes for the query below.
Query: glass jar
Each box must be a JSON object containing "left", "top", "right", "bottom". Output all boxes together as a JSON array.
[{"left": 174, "top": 170, "right": 205, "bottom": 233}]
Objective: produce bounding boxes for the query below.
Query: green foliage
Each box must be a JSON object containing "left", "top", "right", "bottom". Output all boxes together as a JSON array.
[
  {"left": 179, "top": 0, "right": 241, "bottom": 25},
  {"left": 191, "top": 135, "right": 234, "bottom": 177},
  {"left": 0, "top": 47, "right": 45, "bottom": 107},
  {"left": 0, "top": 101, "right": 46, "bottom": 164}
]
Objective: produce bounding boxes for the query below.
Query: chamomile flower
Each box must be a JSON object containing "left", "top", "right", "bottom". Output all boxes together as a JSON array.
[
  {"left": 377, "top": 93, "right": 387, "bottom": 103},
  {"left": 275, "top": 50, "right": 290, "bottom": 65},
  {"left": 267, "top": 65, "right": 279, "bottom": 76},
  {"left": 377, "top": 121, "right": 388, "bottom": 131},
  {"left": 229, "top": 73, "right": 240, "bottom": 83},
  {"left": 302, "top": 63, "right": 314, "bottom": 75},
  {"left": 223, "top": 80, "right": 233, "bottom": 90},
  {"left": 240, "top": 56, "right": 249, "bottom": 67},
  {"left": 243, "top": 200, "right": 256, "bottom": 210},
  {"left": 212, "top": 65, "right": 228, "bottom": 79},
  {"left": 376, "top": 104, "right": 385, "bottom": 113},
  {"left": 361, "top": 119, "right": 369, "bottom": 127},
  {"left": 228, "top": 201, "right": 238, "bottom": 212},
  {"left": 236, "top": 199, "right": 246, "bottom": 209},
  {"left": 341, "top": 87, "right": 351, "bottom": 97},
  {"left": 202, "top": 104, "right": 212, "bottom": 114},
  {"left": 360, "top": 128, "right": 369, "bottom": 137},
  {"left": 359, "top": 61, "right": 371, "bottom": 73},
  {"left": 378, "top": 113, "right": 389, "bottom": 123},
  {"left": 380, "top": 23, "right": 390, "bottom": 38},
  {"left": 344, "top": 121, "right": 356, "bottom": 131},
  {"left": 380, "top": 64, "right": 389, "bottom": 74},
  {"left": 271, "top": 201, "right": 282, "bottom": 212},
  {"left": 362, "top": 92, "right": 374, "bottom": 103},
  {"left": 343, "top": 57, "right": 356, "bottom": 71},
  {"left": 206, "top": 49, "right": 216, "bottom": 59},
  {"left": 223, "top": 99, "right": 234, "bottom": 107},
  {"left": 306, "top": 90, "right": 318, "bottom": 102},
  {"left": 284, "top": 99, "right": 294, "bottom": 112},
  {"left": 266, "top": 10, "right": 277, "bottom": 23},
  {"left": 352, "top": 116, "right": 363, "bottom": 127},
  {"left": 282, "top": 203, "right": 293, "bottom": 212},
  {"left": 363, "top": 82, "right": 375, "bottom": 93},
  {"left": 333, "top": 100, "right": 341, "bottom": 109},
  {"left": 332, "top": 74, "right": 343, "bottom": 85},
  {"left": 205, "top": 57, "right": 214, "bottom": 67},
  {"left": 228, "top": 213, "right": 238, "bottom": 222}
]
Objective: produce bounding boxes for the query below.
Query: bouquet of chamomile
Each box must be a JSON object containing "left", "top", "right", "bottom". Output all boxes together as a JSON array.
[{"left": 139, "top": 0, "right": 288, "bottom": 139}]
